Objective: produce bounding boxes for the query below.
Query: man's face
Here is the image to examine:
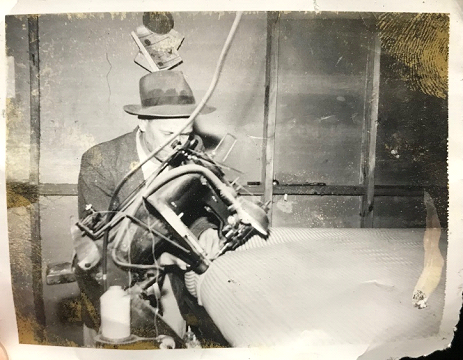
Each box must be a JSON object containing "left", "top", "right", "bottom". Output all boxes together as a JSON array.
[{"left": 138, "top": 116, "right": 193, "bottom": 160}]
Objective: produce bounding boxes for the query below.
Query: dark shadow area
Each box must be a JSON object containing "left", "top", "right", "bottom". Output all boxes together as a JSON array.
[
  {"left": 56, "top": 296, "right": 83, "bottom": 325},
  {"left": 401, "top": 300, "right": 463, "bottom": 360}
]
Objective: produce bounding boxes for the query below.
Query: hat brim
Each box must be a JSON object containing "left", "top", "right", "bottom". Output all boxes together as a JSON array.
[{"left": 123, "top": 104, "right": 215, "bottom": 118}]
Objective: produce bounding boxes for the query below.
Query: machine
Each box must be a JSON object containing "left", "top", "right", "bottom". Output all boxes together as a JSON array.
[{"left": 47, "top": 135, "right": 269, "bottom": 348}]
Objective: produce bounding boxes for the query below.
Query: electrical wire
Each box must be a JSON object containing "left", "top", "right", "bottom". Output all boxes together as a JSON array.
[
  {"left": 102, "top": 11, "right": 244, "bottom": 291},
  {"left": 128, "top": 223, "right": 132, "bottom": 288},
  {"left": 147, "top": 213, "right": 160, "bottom": 337},
  {"left": 108, "top": 11, "right": 243, "bottom": 213}
]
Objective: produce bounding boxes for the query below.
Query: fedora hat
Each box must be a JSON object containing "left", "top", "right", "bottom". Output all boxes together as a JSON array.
[{"left": 123, "top": 71, "right": 215, "bottom": 118}]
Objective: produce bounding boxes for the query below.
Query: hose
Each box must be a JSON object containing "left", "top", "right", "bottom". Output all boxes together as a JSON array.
[
  {"left": 142, "top": 164, "right": 239, "bottom": 209},
  {"left": 110, "top": 164, "right": 243, "bottom": 271},
  {"left": 108, "top": 11, "right": 243, "bottom": 213},
  {"left": 102, "top": 12, "right": 244, "bottom": 291}
]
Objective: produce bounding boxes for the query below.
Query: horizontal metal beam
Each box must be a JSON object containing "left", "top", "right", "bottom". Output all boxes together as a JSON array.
[
  {"left": 245, "top": 184, "right": 443, "bottom": 197},
  {"left": 39, "top": 183, "right": 77, "bottom": 196},
  {"left": 6, "top": 182, "right": 446, "bottom": 199}
]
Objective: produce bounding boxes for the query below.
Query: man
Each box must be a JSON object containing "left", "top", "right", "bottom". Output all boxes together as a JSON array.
[{"left": 76, "top": 70, "right": 220, "bottom": 346}]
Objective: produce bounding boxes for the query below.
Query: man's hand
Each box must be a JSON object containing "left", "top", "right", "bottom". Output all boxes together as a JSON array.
[
  {"left": 158, "top": 252, "right": 188, "bottom": 270},
  {"left": 197, "top": 228, "right": 223, "bottom": 259},
  {"left": 158, "top": 228, "right": 222, "bottom": 270},
  {"left": 71, "top": 223, "right": 101, "bottom": 270}
]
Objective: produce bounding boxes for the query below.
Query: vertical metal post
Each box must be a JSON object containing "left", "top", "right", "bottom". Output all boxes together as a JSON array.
[
  {"left": 261, "top": 11, "right": 280, "bottom": 225},
  {"left": 360, "top": 33, "right": 381, "bottom": 228},
  {"left": 28, "top": 15, "right": 46, "bottom": 341}
]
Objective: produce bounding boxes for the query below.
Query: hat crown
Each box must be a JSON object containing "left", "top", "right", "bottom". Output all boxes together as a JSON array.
[
  {"left": 123, "top": 70, "right": 215, "bottom": 117},
  {"left": 139, "top": 71, "right": 196, "bottom": 107}
]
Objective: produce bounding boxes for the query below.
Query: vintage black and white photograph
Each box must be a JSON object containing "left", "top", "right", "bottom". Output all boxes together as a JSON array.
[{"left": 2, "top": 5, "right": 462, "bottom": 359}]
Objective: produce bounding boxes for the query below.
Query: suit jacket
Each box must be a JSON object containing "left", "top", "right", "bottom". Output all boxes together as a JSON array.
[
  {"left": 76, "top": 128, "right": 212, "bottom": 333},
  {"left": 78, "top": 128, "right": 144, "bottom": 219},
  {"left": 77, "top": 128, "right": 147, "bottom": 329}
]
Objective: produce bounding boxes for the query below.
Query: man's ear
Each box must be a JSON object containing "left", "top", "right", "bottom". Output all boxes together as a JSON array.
[{"left": 138, "top": 119, "right": 148, "bottom": 132}]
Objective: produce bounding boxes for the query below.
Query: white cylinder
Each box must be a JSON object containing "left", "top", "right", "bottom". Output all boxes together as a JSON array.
[{"left": 100, "top": 286, "right": 131, "bottom": 341}]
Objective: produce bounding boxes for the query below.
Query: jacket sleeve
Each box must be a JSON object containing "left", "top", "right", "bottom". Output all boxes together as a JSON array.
[{"left": 78, "top": 146, "right": 116, "bottom": 219}]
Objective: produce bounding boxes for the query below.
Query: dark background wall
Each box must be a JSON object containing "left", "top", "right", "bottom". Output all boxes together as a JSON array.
[
  {"left": 375, "top": 52, "right": 448, "bottom": 227},
  {"left": 272, "top": 16, "right": 371, "bottom": 227},
  {"left": 6, "top": 12, "right": 448, "bottom": 229}
]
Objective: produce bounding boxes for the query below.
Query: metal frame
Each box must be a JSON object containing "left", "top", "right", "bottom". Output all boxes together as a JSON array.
[
  {"left": 261, "top": 12, "right": 383, "bottom": 226},
  {"left": 28, "top": 15, "right": 46, "bottom": 341},
  {"left": 360, "top": 33, "right": 382, "bottom": 227},
  {"left": 261, "top": 12, "right": 280, "bottom": 225}
]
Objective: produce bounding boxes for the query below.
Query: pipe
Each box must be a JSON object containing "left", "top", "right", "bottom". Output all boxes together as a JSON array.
[
  {"left": 108, "top": 12, "right": 243, "bottom": 213},
  {"left": 110, "top": 163, "right": 266, "bottom": 272},
  {"left": 142, "top": 164, "right": 238, "bottom": 209},
  {"left": 102, "top": 12, "right": 244, "bottom": 290},
  {"left": 110, "top": 164, "right": 243, "bottom": 271}
]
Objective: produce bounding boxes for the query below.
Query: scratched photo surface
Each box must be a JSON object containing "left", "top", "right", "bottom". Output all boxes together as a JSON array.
[{"left": 5, "top": 11, "right": 449, "bottom": 352}]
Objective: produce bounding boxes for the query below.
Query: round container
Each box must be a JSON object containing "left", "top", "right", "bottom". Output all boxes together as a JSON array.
[{"left": 100, "top": 286, "right": 131, "bottom": 341}]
